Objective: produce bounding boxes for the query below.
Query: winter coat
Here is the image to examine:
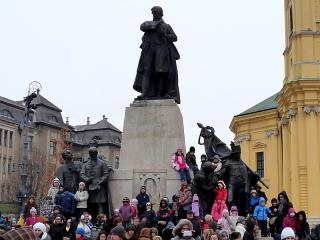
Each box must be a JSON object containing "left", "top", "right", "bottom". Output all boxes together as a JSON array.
[
  {"left": 75, "top": 190, "right": 89, "bottom": 209},
  {"left": 253, "top": 197, "right": 271, "bottom": 221},
  {"left": 136, "top": 193, "right": 150, "bottom": 207},
  {"left": 214, "top": 188, "right": 227, "bottom": 202},
  {"left": 178, "top": 187, "right": 192, "bottom": 209},
  {"left": 24, "top": 216, "right": 40, "bottom": 226},
  {"left": 217, "top": 209, "right": 233, "bottom": 234},
  {"left": 171, "top": 153, "right": 189, "bottom": 171},
  {"left": 47, "top": 187, "right": 59, "bottom": 201},
  {"left": 283, "top": 208, "right": 297, "bottom": 231},
  {"left": 56, "top": 191, "right": 76, "bottom": 215},
  {"left": 235, "top": 223, "right": 246, "bottom": 239},
  {"left": 120, "top": 204, "right": 133, "bottom": 222},
  {"left": 296, "top": 211, "right": 310, "bottom": 240},
  {"left": 49, "top": 222, "right": 65, "bottom": 240},
  {"left": 77, "top": 222, "right": 91, "bottom": 239},
  {"left": 172, "top": 219, "right": 193, "bottom": 236},
  {"left": 248, "top": 196, "right": 259, "bottom": 214}
]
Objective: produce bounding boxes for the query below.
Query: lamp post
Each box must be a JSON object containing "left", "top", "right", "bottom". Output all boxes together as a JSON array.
[{"left": 18, "top": 82, "right": 41, "bottom": 211}]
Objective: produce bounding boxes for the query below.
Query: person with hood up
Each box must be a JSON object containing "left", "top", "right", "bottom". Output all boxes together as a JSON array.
[
  {"left": 295, "top": 211, "right": 310, "bottom": 240},
  {"left": 131, "top": 199, "right": 139, "bottom": 219},
  {"left": 283, "top": 208, "right": 297, "bottom": 232},
  {"left": 162, "top": 221, "right": 175, "bottom": 240},
  {"left": 211, "top": 180, "right": 227, "bottom": 221},
  {"left": 247, "top": 190, "right": 259, "bottom": 215},
  {"left": 191, "top": 194, "right": 202, "bottom": 220},
  {"left": 212, "top": 155, "right": 222, "bottom": 173},
  {"left": 136, "top": 186, "right": 150, "bottom": 217},
  {"left": 120, "top": 197, "right": 133, "bottom": 228},
  {"left": 275, "top": 191, "right": 293, "bottom": 234},
  {"left": 156, "top": 209, "right": 171, "bottom": 237},
  {"left": 253, "top": 197, "right": 271, "bottom": 237},
  {"left": 142, "top": 202, "right": 157, "bottom": 228},
  {"left": 280, "top": 227, "right": 296, "bottom": 240},
  {"left": 217, "top": 209, "right": 233, "bottom": 234},
  {"left": 33, "top": 222, "right": 51, "bottom": 240},
  {"left": 229, "top": 206, "right": 239, "bottom": 230},
  {"left": 47, "top": 178, "right": 60, "bottom": 203},
  {"left": 171, "top": 147, "right": 191, "bottom": 184},
  {"left": 235, "top": 216, "right": 246, "bottom": 239},
  {"left": 172, "top": 219, "right": 194, "bottom": 240}
]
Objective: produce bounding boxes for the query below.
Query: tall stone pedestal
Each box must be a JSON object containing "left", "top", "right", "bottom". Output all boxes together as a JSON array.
[{"left": 109, "top": 99, "right": 185, "bottom": 208}]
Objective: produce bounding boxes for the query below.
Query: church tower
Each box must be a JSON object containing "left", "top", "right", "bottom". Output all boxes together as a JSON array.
[
  {"left": 230, "top": 0, "right": 320, "bottom": 224},
  {"left": 278, "top": 0, "right": 320, "bottom": 223}
]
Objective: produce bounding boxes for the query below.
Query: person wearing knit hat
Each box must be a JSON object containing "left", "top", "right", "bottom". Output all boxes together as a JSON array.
[
  {"left": 75, "top": 181, "right": 89, "bottom": 220},
  {"left": 281, "top": 227, "right": 295, "bottom": 240},
  {"left": 211, "top": 180, "right": 227, "bottom": 221},
  {"left": 47, "top": 177, "right": 60, "bottom": 202},
  {"left": 229, "top": 205, "right": 239, "bottom": 231},
  {"left": 25, "top": 207, "right": 40, "bottom": 227},
  {"left": 235, "top": 216, "right": 246, "bottom": 239},
  {"left": 75, "top": 227, "right": 86, "bottom": 240},
  {"left": 110, "top": 225, "right": 126, "bottom": 240},
  {"left": 171, "top": 147, "right": 191, "bottom": 184},
  {"left": 120, "top": 197, "right": 133, "bottom": 228},
  {"left": 33, "top": 222, "right": 50, "bottom": 240}
]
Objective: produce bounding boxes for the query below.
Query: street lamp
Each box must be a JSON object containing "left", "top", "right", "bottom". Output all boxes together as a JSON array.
[{"left": 18, "top": 81, "right": 41, "bottom": 211}]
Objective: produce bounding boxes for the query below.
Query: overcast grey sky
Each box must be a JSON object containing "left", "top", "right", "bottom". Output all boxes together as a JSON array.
[{"left": 0, "top": 1, "right": 284, "bottom": 155}]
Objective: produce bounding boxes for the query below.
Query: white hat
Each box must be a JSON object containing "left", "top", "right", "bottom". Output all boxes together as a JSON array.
[
  {"left": 281, "top": 227, "right": 295, "bottom": 240},
  {"left": 33, "top": 222, "right": 48, "bottom": 239}
]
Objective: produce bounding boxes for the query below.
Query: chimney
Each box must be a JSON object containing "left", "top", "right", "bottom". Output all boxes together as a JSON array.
[
  {"left": 87, "top": 117, "right": 90, "bottom": 125},
  {"left": 66, "top": 117, "right": 69, "bottom": 125},
  {"left": 103, "top": 115, "right": 107, "bottom": 120}
]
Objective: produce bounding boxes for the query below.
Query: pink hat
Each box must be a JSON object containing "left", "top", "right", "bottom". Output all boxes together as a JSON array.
[{"left": 230, "top": 205, "right": 238, "bottom": 212}]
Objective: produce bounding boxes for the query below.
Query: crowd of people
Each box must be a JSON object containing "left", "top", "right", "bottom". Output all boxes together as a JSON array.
[{"left": 0, "top": 147, "right": 317, "bottom": 240}]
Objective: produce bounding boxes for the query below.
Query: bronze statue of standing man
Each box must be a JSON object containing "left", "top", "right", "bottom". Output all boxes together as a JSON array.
[
  {"left": 80, "top": 147, "right": 111, "bottom": 215},
  {"left": 133, "top": 6, "right": 181, "bottom": 104}
]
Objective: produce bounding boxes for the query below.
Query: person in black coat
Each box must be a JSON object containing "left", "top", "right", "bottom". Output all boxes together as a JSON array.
[
  {"left": 243, "top": 218, "right": 256, "bottom": 240},
  {"left": 136, "top": 186, "right": 150, "bottom": 217},
  {"left": 275, "top": 191, "right": 293, "bottom": 235},
  {"left": 49, "top": 214, "right": 65, "bottom": 240},
  {"left": 296, "top": 211, "right": 310, "bottom": 240}
]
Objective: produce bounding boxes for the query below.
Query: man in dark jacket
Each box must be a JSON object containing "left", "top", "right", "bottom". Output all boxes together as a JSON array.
[
  {"left": 56, "top": 186, "right": 75, "bottom": 219},
  {"left": 49, "top": 214, "right": 65, "bottom": 240},
  {"left": 136, "top": 186, "right": 150, "bottom": 217}
]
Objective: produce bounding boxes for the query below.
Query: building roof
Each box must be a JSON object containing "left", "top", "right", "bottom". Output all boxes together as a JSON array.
[
  {"left": 236, "top": 92, "right": 280, "bottom": 117},
  {"left": 74, "top": 118, "right": 121, "bottom": 133},
  {"left": 31, "top": 94, "right": 62, "bottom": 112},
  {"left": 0, "top": 96, "right": 24, "bottom": 110}
]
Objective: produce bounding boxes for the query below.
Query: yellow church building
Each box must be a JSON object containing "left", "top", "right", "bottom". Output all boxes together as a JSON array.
[{"left": 230, "top": 0, "right": 320, "bottom": 224}]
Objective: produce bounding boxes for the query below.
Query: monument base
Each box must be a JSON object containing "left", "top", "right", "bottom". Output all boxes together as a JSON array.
[{"left": 110, "top": 99, "right": 185, "bottom": 208}]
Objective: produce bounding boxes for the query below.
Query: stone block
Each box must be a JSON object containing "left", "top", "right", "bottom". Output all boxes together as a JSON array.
[{"left": 109, "top": 99, "right": 185, "bottom": 208}]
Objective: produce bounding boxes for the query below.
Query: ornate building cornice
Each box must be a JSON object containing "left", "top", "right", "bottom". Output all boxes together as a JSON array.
[
  {"left": 304, "top": 105, "right": 320, "bottom": 114},
  {"left": 234, "top": 133, "right": 251, "bottom": 145},
  {"left": 266, "top": 129, "right": 279, "bottom": 138}
]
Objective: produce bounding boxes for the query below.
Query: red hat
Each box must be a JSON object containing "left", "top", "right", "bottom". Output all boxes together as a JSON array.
[{"left": 218, "top": 180, "right": 226, "bottom": 189}]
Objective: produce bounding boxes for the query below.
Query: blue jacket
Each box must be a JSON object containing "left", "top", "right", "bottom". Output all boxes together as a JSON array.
[
  {"left": 56, "top": 191, "right": 76, "bottom": 214},
  {"left": 253, "top": 197, "right": 271, "bottom": 220},
  {"left": 136, "top": 193, "right": 150, "bottom": 206}
]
